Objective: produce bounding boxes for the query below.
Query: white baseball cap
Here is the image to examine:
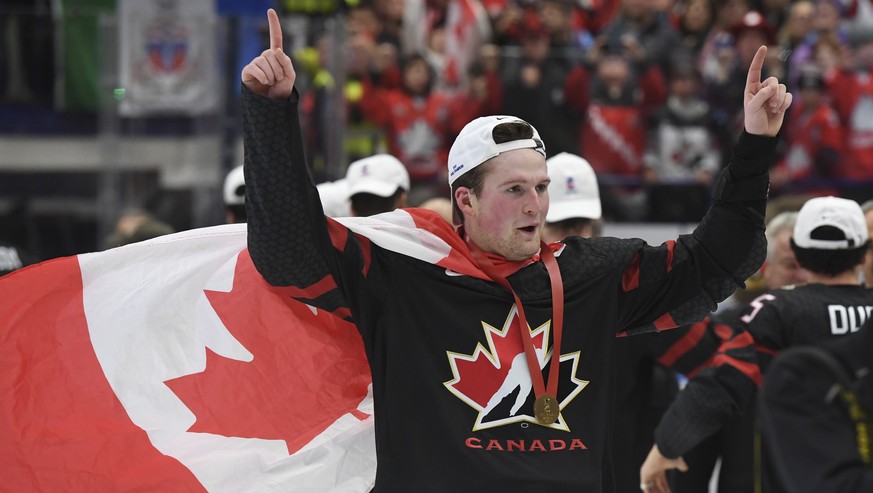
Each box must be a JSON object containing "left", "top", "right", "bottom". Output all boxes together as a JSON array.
[
  {"left": 346, "top": 154, "right": 410, "bottom": 198},
  {"left": 793, "top": 196, "right": 869, "bottom": 250},
  {"left": 223, "top": 165, "right": 245, "bottom": 206},
  {"left": 546, "top": 152, "right": 602, "bottom": 222},
  {"left": 317, "top": 179, "right": 351, "bottom": 217},
  {"left": 447, "top": 115, "right": 546, "bottom": 186}
]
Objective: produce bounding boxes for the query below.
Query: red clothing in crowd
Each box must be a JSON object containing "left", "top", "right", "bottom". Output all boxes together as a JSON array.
[
  {"left": 826, "top": 69, "right": 873, "bottom": 179},
  {"left": 565, "top": 64, "right": 666, "bottom": 177},
  {"left": 360, "top": 81, "right": 485, "bottom": 182},
  {"left": 776, "top": 100, "right": 843, "bottom": 181}
]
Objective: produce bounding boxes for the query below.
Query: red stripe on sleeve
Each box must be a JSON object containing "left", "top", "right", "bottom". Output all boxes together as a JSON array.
[
  {"left": 326, "top": 217, "right": 349, "bottom": 251},
  {"left": 657, "top": 321, "right": 706, "bottom": 366},
  {"left": 755, "top": 343, "right": 778, "bottom": 356},
  {"left": 665, "top": 240, "right": 675, "bottom": 273},
  {"left": 277, "top": 274, "right": 338, "bottom": 299},
  {"left": 653, "top": 312, "right": 677, "bottom": 331},
  {"left": 720, "top": 331, "right": 754, "bottom": 352},
  {"left": 354, "top": 232, "right": 372, "bottom": 277},
  {"left": 622, "top": 253, "right": 641, "bottom": 291},
  {"left": 689, "top": 354, "right": 762, "bottom": 386}
]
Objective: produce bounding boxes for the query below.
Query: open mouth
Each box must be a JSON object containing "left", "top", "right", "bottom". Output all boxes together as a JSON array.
[{"left": 519, "top": 226, "right": 537, "bottom": 234}]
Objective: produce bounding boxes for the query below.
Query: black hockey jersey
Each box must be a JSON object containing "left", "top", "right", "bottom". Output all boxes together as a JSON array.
[
  {"left": 241, "top": 87, "right": 772, "bottom": 492},
  {"left": 739, "top": 283, "right": 873, "bottom": 372}
]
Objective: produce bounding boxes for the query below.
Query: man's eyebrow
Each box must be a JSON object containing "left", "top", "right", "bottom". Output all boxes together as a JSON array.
[{"left": 496, "top": 176, "right": 550, "bottom": 187}]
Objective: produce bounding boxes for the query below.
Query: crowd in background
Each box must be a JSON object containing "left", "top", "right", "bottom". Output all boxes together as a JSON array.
[{"left": 288, "top": 0, "right": 873, "bottom": 222}]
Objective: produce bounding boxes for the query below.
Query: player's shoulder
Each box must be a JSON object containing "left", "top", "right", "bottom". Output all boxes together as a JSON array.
[{"left": 559, "top": 235, "right": 645, "bottom": 265}]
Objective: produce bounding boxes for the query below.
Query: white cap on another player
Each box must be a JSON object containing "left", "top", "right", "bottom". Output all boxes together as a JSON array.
[
  {"left": 546, "top": 152, "right": 601, "bottom": 223},
  {"left": 345, "top": 154, "right": 410, "bottom": 198},
  {"left": 793, "top": 196, "right": 869, "bottom": 250},
  {"left": 317, "top": 179, "right": 351, "bottom": 217}
]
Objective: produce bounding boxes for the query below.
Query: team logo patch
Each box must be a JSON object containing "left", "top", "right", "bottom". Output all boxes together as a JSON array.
[{"left": 444, "top": 306, "right": 588, "bottom": 431}]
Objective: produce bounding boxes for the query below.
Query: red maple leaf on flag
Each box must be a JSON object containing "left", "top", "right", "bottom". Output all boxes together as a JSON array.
[{"left": 165, "top": 250, "right": 371, "bottom": 454}]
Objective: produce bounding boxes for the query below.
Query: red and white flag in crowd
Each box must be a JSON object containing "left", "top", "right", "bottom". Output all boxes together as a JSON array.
[
  {"left": 0, "top": 224, "right": 375, "bottom": 492},
  {"left": 443, "top": 0, "right": 490, "bottom": 88}
]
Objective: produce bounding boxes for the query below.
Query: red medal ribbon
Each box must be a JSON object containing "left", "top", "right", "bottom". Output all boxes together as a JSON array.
[{"left": 471, "top": 242, "right": 565, "bottom": 414}]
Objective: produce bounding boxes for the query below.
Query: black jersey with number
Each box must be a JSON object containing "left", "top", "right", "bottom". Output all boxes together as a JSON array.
[
  {"left": 241, "top": 87, "right": 773, "bottom": 492},
  {"left": 738, "top": 283, "right": 873, "bottom": 372}
]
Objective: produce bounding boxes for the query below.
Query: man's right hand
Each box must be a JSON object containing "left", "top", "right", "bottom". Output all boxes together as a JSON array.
[{"left": 241, "top": 9, "right": 296, "bottom": 100}]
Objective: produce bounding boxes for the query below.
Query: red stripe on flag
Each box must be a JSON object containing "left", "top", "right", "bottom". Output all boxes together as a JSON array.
[
  {"left": 622, "top": 253, "right": 641, "bottom": 291},
  {"left": 657, "top": 321, "right": 707, "bottom": 367},
  {"left": 0, "top": 258, "right": 205, "bottom": 491},
  {"left": 407, "top": 208, "right": 490, "bottom": 280}
]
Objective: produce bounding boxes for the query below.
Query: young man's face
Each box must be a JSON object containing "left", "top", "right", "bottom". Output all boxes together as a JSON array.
[{"left": 456, "top": 149, "right": 550, "bottom": 261}]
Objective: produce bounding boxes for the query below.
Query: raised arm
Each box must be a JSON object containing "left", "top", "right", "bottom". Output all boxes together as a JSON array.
[
  {"left": 240, "top": 9, "right": 338, "bottom": 289},
  {"left": 617, "top": 47, "right": 791, "bottom": 336}
]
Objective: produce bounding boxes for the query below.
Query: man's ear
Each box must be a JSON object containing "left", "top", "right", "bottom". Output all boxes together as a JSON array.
[
  {"left": 454, "top": 187, "right": 476, "bottom": 217},
  {"left": 396, "top": 191, "right": 409, "bottom": 209}
]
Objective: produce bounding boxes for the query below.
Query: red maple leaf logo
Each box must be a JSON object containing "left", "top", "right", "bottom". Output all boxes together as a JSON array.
[
  {"left": 165, "top": 250, "right": 371, "bottom": 454},
  {"left": 444, "top": 306, "right": 588, "bottom": 431}
]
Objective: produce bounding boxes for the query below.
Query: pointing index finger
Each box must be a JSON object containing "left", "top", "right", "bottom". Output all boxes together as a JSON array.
[
  {"left": 268, "top": 8, "right": 283, "bottom": 51},
  {"left": 745, "top": 45, "right": 767, "bottom": 93}
]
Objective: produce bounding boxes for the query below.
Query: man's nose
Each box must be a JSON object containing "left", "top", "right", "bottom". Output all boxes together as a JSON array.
[{"left": 523, "top": 189, "right": 542, "bottom": 215}]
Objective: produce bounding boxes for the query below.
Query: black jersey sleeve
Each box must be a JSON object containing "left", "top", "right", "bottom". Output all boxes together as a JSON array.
[
  {"left": 616, "top": 132, "right": 773, "bottom": 334},
  {"left": 649, "top": 317, "right": 760, "bottom": 458},
  {"left": 241, "top": 86, "right": 383, "bottom": 324}
]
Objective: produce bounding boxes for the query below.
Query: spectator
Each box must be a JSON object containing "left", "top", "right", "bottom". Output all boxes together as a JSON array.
[
  {"left": 826, "top": 26, "right": 873, "bottom": 181},
  {"left": 780, "top": 1, "right": 816, "bottom": 85},
  {"left": 500, "top": 18, "right": 578, "bottom": 156},
  {"left": 601, "top": 0, "right": 691, "bottom": 74},
  {"left": 360, "top": 53, "right": 482, "bottom": 183},
  {"left": 771, "top": 66, "right": 843, "bottom": 194},
  {"left": 788, "top": 0, "right": 852, "bottom": 88},
  {"left": 705, "top": 11, "right": 779, "bottom": 161},
  {"left": 565, "top": 36, "right": 666, "bottom": 220},
  {"left": 644, "top": 60, "right": 720, "bottom": 222},
  {"left": 673, "top": 0, "right": 717, "bottom": 55}
]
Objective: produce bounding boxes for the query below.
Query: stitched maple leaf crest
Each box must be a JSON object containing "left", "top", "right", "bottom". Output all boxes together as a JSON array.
[
  {"left": 444, "top": 305, "right": 588, "bottom": 431},
  {"left": 165, "top": 250, "right": 371, "bottom": 454}
]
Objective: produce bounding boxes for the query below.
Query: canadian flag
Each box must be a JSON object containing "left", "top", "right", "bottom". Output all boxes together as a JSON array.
[{"left": 0, "top": 224, "right": 376, "bottom": 492}]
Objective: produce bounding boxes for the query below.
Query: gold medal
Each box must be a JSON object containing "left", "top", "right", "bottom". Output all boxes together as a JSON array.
[{"left": 534, "top": 394, "right": 559, "bottom": 425}]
